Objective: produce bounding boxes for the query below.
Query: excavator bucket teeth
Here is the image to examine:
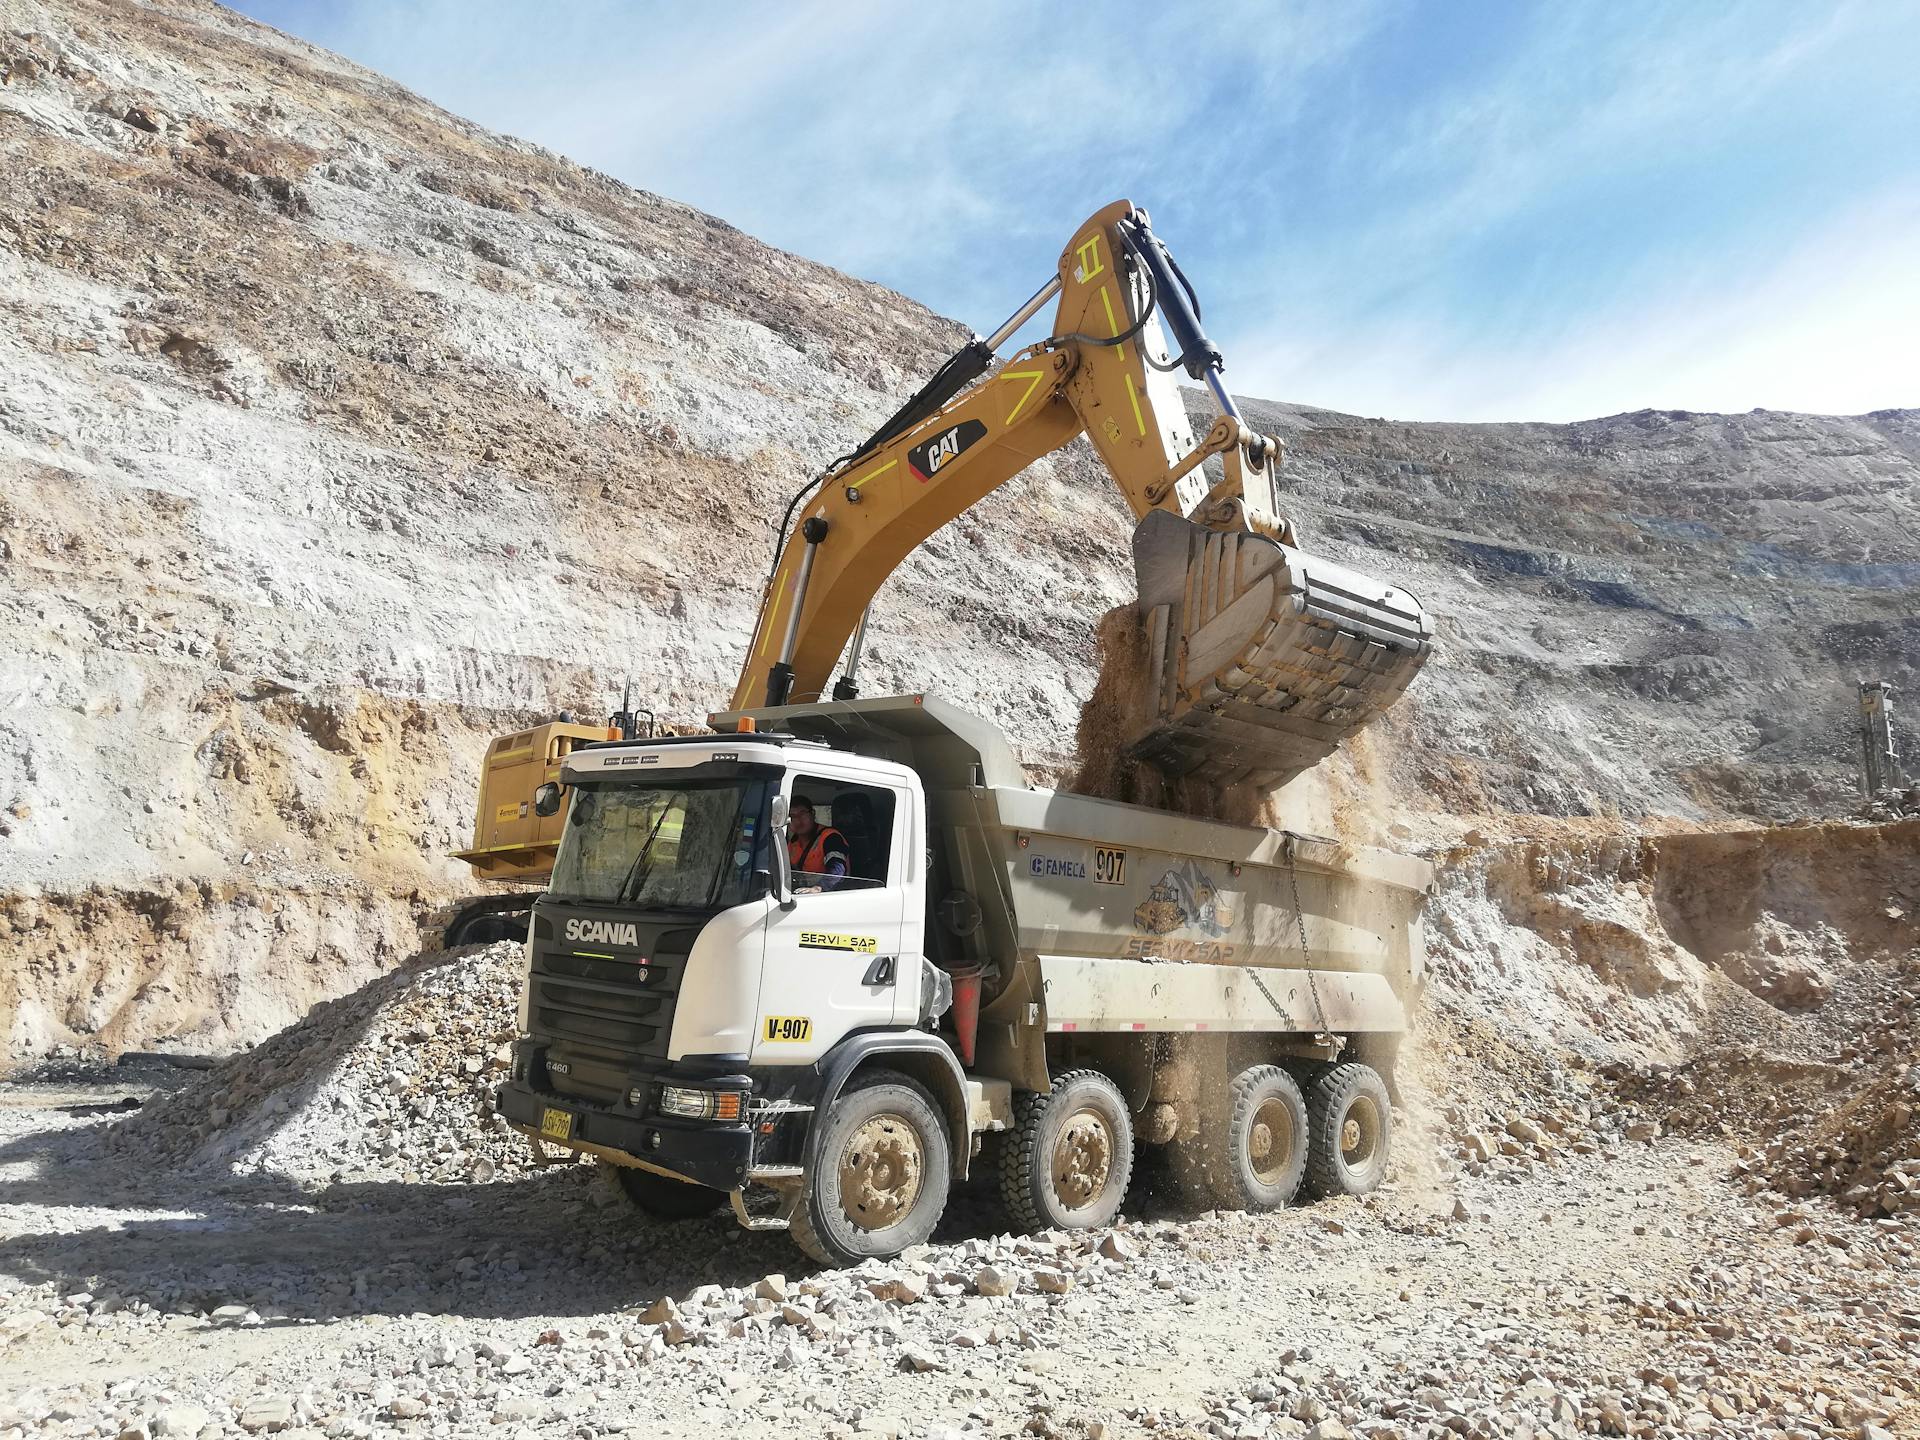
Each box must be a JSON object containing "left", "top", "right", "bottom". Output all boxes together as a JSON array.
[{"left": 1128, "top": 509, "right": 1433, "bottom": 790}]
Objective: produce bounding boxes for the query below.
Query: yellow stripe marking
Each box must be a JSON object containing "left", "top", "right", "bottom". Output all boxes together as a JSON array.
[
  {"left": 1003, "top": 368, "right": 1047, "bottom": 426},
  {"left": 845, "top": 457, "right": 897, "bottom": 493},
  {"left": 1075, "top": 233, "right": 1105, "bottom": 282},
  {"left": 1124, "top": 373, "right": 1147, "bottom": 437},
  {"left": 1097, "top": 283, "right": 1139, "bottom": 375},
  {"left": 487, "top": 747, "right": 534, "bottom": 764},
  {"left": 754, "top": 583, "right": 789, "bottom": 666},
  {"left": 573, "top": 950, "right": 615, "bottom": 960}
]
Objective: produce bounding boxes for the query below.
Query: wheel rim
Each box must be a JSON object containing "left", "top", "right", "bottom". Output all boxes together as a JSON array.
[
  {"left": 1340, "top": 1095, "right": 1382, "bottom": 1169},
  {"left": 838, "top": 1112, "right": 925, "bottom": 1232},
  {"left": 1051, "top": 1109, "right": 1114, "bottom": 1210},
  {"left": 1247, "top": 1096, "right": 1298, "bottom": 1186}
]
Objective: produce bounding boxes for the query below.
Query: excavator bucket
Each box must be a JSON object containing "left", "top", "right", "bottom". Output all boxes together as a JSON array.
[{"left": 1128, "top": 510, "right": 1432, "bottom": 790}]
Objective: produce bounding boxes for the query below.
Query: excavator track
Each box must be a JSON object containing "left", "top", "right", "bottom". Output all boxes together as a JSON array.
[{"left": 1129, "top": 510, "right": 1432, "bottom": 791}]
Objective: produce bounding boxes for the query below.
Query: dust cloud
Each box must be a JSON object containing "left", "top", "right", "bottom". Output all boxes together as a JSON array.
[{"left": 1066, "top": 604, "right": 1409, "bottom": 846}]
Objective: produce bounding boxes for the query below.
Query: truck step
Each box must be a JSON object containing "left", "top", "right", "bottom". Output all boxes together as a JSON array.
[{"left": 731, "top": 1181, "right": 802, "bottom": 1231}]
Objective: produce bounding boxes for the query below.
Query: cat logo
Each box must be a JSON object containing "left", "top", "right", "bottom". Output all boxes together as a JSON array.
[{"left": 907, "top": 419, "right": 986, "bottom": 482}]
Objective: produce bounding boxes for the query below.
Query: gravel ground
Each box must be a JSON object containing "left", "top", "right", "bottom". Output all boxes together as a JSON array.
[{"left": 4, "top": 1077, "right": 1916, "bottom": 1440}]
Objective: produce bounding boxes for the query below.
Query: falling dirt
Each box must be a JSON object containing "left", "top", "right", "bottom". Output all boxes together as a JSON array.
[{"left": 1065, "top": 606, "right": 1274, "bottom": 826}]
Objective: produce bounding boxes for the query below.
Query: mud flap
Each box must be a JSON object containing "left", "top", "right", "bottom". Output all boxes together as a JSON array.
[{"left": 1129, "top": 510, "right": 1432, "bottom": 789}]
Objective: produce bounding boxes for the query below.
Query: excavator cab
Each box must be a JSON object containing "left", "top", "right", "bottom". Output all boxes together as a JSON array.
[{"left": 725, "top": 199, "right": 1432, "bottom": 791}]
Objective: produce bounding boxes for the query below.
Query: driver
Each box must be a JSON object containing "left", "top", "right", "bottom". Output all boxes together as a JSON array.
[{"left": 787, "top": 795, "right": 850, "bottom": 891}]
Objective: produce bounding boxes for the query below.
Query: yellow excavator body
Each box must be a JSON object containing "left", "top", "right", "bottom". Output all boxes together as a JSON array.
[
  {"left": 723, "top": 199, "right": 1431, "bottom": 788},
  {"left": 453, "top": 719, "right": 617, "bottom": 879}
]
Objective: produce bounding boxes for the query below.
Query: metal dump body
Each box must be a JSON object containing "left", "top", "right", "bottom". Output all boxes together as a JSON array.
[{"left": 963, "top": 786, "right": 1431, "bottom": 1037}]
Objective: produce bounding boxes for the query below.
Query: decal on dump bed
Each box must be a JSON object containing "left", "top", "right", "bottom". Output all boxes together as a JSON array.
[
  {"left": 1132, "top": 859, "right": 1237, "bottom": 938},
  {"left": 763, "top": 1016, "right": 813, "bottom": 1042},
  {"left": 799, "top": 932, "right": 878, "bottom": 954}
]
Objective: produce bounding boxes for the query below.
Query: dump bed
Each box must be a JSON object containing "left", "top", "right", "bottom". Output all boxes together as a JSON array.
[{"left": 955, "top": 785, "right": 1431, "bottom": 1037}]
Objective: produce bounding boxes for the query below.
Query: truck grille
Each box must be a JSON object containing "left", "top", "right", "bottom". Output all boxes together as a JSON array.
[{"left": 525, "top": 911, "right": 699, "bottom": 1102}]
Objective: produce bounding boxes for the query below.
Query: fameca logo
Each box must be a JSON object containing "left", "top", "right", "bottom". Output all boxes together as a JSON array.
[{"left": 565, "top": 918, "right": 640, "bottom": 946}]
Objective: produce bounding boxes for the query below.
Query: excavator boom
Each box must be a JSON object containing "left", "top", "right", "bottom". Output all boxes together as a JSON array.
[{"left": 723, "top": 199, "right": 1431, "bottom": 791}]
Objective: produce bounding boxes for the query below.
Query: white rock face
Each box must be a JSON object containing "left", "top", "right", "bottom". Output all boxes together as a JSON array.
[{"left": 2, "top": 0, "right": 1916, "bottom": 1055}]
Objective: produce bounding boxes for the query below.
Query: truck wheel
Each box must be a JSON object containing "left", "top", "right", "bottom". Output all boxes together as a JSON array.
[
  {"left": 1304, "top": 1061, "right": 1392, "bottom": 1198},
  {"left": 1000, "top": 1069, "right": 1134, "bottom": 1233},
  {"left": 790, "top": 1070, "right": 951, "bottom": 1266},
  {"left": 616, "top": 1165, "right": 726, "bottom": 1220},
  {"left": 1209, "top": 1064, "right": 1310, "bottom": 1211}
]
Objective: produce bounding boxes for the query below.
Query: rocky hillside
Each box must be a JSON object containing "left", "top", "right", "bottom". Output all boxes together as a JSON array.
[{"left": 2, "top": 0, "right": 1914, "bottom": 1055}]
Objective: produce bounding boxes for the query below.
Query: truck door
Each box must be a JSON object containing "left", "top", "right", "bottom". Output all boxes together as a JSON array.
[{"left": 753, "top": 774, "right": 909, "bottom": 1065}]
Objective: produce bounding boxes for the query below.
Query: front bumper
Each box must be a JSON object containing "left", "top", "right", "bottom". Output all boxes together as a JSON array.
[{"left": 496, "top": 1076, "right": 755, "bottom": 1192}]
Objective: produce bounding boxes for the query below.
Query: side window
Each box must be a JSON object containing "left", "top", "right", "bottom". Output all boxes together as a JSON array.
[{"left": 787, "top": 776, "right": 896, "bottom": 894}]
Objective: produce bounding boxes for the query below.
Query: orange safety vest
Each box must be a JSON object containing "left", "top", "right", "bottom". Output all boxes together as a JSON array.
[{"left": 788, "top": 825, "right": 847, "bottom": 875}]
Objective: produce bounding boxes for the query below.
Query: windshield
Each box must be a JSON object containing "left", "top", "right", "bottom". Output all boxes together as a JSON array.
[{"left": 549, "top": 779, "right": 769, "bottom": 911}]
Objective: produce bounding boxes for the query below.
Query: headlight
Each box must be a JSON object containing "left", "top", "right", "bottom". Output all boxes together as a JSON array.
[{"left": 658, "top": 1086, "right": 743, "bottom": 1122}]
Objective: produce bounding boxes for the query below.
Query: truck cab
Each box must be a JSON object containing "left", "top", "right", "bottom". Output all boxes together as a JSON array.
[{"left": 494, "top": 726, "right": 971, "bottom": 1264}]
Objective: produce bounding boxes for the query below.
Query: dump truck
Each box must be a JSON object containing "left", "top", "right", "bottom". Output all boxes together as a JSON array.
[
  {"left": 470, "top": 199, "right": 1438, "bottom": 1260},
  {"left": 493, "top": 694, "right": 1433, "bottom": 1263}
]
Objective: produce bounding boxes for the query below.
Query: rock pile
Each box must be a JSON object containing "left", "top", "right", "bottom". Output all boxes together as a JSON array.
[
  {"left": 1749, "top": 954, "right": 1920, "bottom": 1219},
  {"left": 107, "top": 942, "right": 531, "bottom": 1185},
  {"left": 1611, "top": 947, "right": 1920, "bottom": 1220}
]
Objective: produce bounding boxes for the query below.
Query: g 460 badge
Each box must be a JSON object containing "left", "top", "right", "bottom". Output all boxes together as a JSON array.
[{"left": 908, "top": 419, "right": 986, "bottom": 482}]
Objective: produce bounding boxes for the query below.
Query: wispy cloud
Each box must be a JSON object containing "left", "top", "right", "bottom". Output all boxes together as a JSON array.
[{"left": 238, "top": 0, "right": 1919, "bottom": 421}]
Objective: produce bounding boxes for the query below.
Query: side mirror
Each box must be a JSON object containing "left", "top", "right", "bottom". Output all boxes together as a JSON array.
[
  {"left": 768, "top": 794, "right": 796, "bottom": 910},
  {"left": 532, "top": 782, "right": 564, "bottom": 817}
]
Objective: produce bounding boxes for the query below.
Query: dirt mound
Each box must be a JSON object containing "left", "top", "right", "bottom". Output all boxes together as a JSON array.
[
  {"left": 107, "top": 942, "right": 533, "bottom": 1185},
  {"left": 1644, "top": 949, "right": 1920, "bottom": 1220}
]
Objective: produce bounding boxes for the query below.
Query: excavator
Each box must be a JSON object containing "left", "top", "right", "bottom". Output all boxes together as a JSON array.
[{"left": 443, "top": 199, "right": 1431, "bottom": 944}]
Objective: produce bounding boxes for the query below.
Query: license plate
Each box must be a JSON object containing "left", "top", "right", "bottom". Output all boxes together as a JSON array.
[{"left": 540, "top": 1106, "right": 574, "bottom": 1141}]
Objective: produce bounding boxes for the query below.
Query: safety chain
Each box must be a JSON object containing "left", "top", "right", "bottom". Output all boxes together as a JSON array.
[{"left": 1284, "top": 835, "right": 1333, "bottom": 1042}]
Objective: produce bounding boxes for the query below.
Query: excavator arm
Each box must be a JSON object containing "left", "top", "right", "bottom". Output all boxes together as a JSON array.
[{"left": 723, "top": 200, "right": 1431, "bottom": 790}]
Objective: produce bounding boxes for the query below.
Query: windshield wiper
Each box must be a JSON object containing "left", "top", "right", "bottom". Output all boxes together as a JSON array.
[{"left": 617, "top": 799, "right": 682, "bottom": 904}]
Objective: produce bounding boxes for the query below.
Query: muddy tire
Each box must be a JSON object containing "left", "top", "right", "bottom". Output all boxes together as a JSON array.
[
  {"left": 1210, "top": 1065, "right": 1310, "bottom": 1210},
  {"left": 790, "top": 1070, "right": 950, "bottom": 1266},
  {"left": 999, "top": 1069, "right": 1134, "bottom": 1233},
  {"left": 1304, "top": 1061, "right": 1392, "bottom": 1198},
  {"left": 616, "top": 1165, "right": 726, "bottom": 1220}
]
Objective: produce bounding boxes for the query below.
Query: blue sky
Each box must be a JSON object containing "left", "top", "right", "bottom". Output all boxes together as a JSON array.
[{"left": 234, "top": 0, "right": 1919, "bottom": 422}]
